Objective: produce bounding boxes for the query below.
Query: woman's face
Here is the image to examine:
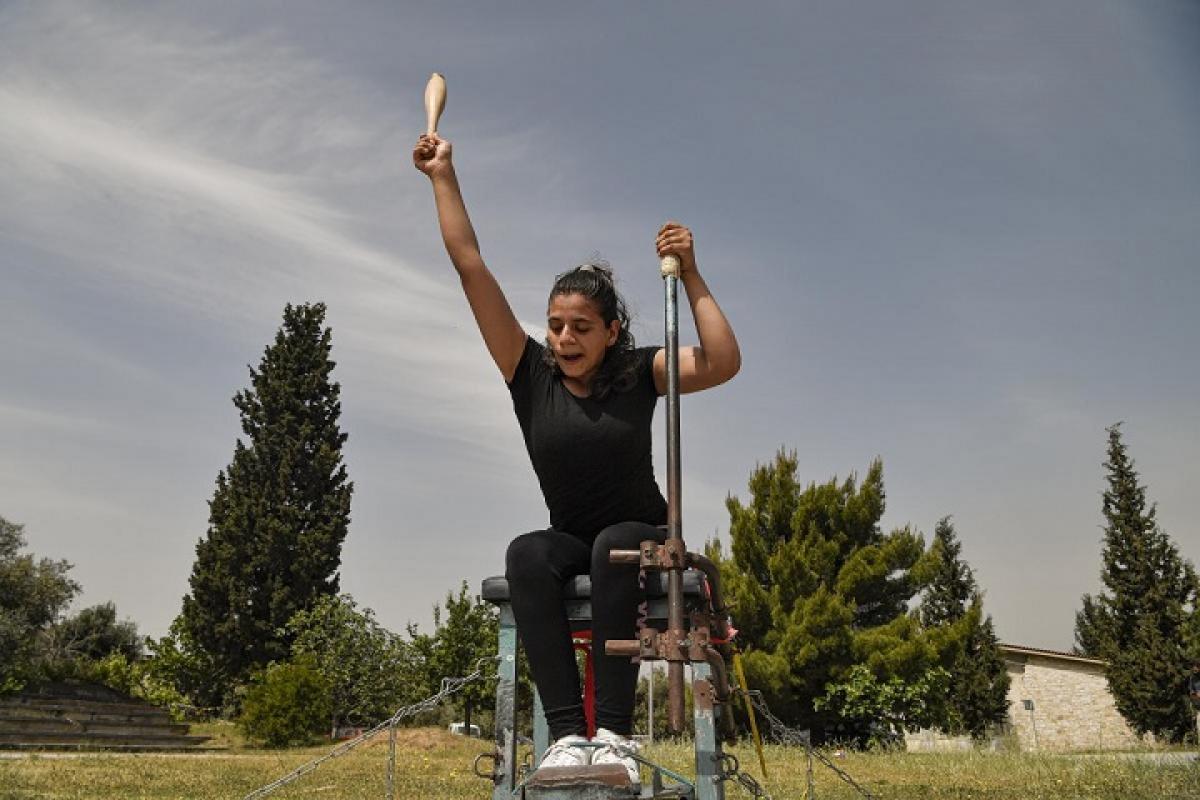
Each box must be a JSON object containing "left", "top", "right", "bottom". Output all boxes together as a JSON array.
[{"left": 546, "top": 292, "right": 619, "bottom": 389}]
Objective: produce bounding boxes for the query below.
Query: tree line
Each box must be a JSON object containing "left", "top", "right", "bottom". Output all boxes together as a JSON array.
[
  {"left": 4, "top": 302, "right": 1195, "bottom": 747},
  {"left": 0, "top": 516, "right": 141, "bottom": 693}
]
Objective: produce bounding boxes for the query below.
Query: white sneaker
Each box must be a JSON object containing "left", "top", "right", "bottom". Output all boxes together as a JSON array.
[
  {"left": 591, "top": 727, "right": 640, "bottom": 787},
  {"left": 539, "top": 734, "right": 591, "bottom": 769}
]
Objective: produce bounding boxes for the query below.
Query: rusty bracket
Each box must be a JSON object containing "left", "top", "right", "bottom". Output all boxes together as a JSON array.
[
  {"left": 687, "top": 623, "right": 711, "bottom": 661},
  {"left": 608, "top": 539, "right": 692, "bottom": 570},
  {"left": 664, "top": 627, "right": 690, "bottom": 662},
  {"left": 639, "top": 539, "right": 661, "bottom": 568},
  {"left": 606, "top": 626, "right": 691, "bottom": 662},
  {"left": 637, "top": 628, "right": 659, "bottom": 660},
  {"left": 662, "top": 538, "right": 688, "bottom": 568}
]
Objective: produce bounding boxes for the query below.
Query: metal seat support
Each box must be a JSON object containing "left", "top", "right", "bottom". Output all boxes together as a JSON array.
[{"left": 480, "top": 572, "right": 722, "bottom": 800}]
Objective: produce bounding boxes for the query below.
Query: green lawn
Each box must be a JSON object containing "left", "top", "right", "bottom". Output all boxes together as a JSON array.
[{"left": 0, "top": 726, "right": 1197, "bottom": 799}]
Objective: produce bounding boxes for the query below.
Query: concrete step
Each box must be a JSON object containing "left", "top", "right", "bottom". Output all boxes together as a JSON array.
[
  {"left": 0, "top": 716, "right": 191, "bottom": 736},
  {"left": 0, "top": 731, "right": 211, "bottom": 748},
  {"left": 0, "top": 705, "right": 171, "bottom": 725},
  {"left": 0, "top": 682, "right": 209, "bottom": 752},
  {"left": 0, "top": 741, "right": 218, "bottom": 753},
  {"left": 0, "top": 697, "right": 169, "bottom": 719}
]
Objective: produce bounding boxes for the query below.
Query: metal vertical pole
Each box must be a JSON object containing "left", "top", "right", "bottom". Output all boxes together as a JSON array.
[
  {"left": 387, "top": 722, "right": 396, "bottom": 800},
  {"left": 533, "top": 689, "right": 549, "bottom": 761},
  {"left": 692, "top": 661, "right": 725, "bottom": 800},
  {"left": 662, "top": 254, "right": 685, "bottom": 733},
  {"left": 647, "top": 667, "right": 655, "bottom": 743},
  {"left": 493, "top": 604, "right": 520, "bottom": 800}
]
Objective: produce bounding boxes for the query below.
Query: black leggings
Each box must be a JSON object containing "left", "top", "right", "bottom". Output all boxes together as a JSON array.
[{"left": 505, "top": 522, "right": 666, "bottom": 740}]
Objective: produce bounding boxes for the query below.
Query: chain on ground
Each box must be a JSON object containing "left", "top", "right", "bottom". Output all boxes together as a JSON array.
[{"left": 241, "top": 656, "right": 498, "bottom": 800}]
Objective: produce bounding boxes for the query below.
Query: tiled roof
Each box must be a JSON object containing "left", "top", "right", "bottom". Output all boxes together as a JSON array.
[{"left": 999, "top": 643, "right": 1105, "bottom": 666}]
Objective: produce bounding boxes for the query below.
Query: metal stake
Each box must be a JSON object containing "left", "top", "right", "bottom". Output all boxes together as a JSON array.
[{"left": 387, "top": 722, "right": 396, "bottom": 800}]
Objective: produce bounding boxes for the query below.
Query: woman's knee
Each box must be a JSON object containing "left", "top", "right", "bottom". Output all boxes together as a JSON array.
[
  {"left": 591, "top": 522, "right": 664, "bottom": 569},
  {"left": 506, "top": 529, "right": 589, "bottom": 584},
  {"left": 505, "top": 532, "right": 552, "bottom": 581}
]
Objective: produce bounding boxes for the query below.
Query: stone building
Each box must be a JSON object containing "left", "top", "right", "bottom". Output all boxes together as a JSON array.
[
  {"left": 1001, "top": 643, "right": 1140, "bottom": 752},
  {"left": 907, "top": 643, "right": 1142, "bottom": 753}
]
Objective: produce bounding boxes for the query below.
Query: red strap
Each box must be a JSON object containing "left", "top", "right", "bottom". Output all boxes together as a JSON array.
[{"left": 573, "top": 638, "right": 596, "bottom": 738}]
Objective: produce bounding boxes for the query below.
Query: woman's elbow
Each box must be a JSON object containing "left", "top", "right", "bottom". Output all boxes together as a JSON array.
[
  {"left": 727, "top": 351, "right": 742, "bottom": 382},
  {"left": 715, "top": 348, "right": 741, "bottom": 386}
]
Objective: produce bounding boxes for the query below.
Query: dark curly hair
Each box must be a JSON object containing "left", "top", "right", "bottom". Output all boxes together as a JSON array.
[{"left": 543, "top": 260, "right": 640, "bottom": 400}]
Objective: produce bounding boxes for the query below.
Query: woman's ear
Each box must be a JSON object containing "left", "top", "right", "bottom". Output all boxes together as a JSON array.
[{"left": 606, "top": 320, "right": 620, "bottom": 347}]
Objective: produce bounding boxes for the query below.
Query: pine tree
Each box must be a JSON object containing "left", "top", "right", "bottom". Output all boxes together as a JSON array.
[
  {"left": 178, "top": 303, "right": 352, "bottom": 701},
  {"left": 918, "top": 517, "right": 1010, "bottom": 739},
  {"left": 715, "top": 451, "right": 933, "bottom": 740},
  {"left": 1073, "top": 423, "right": 1197, "bottom": 741}
]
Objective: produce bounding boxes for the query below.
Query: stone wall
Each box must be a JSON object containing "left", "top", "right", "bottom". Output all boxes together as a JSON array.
[{"left": 905, "top": 728, "right": 986, "bottom": 753}]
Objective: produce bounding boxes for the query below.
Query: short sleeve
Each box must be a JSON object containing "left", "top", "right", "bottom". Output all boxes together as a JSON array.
[
  {"left": 507, "top": 336, "right": 544, "bottom": 392},
  {"left": 636, "top": 345, "right": 662, "bottom": 396}
]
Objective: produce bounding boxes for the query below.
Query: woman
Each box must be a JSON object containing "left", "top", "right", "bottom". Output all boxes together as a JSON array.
[{"left": 413, "top": 132, "right": 740, "bottom": 785}]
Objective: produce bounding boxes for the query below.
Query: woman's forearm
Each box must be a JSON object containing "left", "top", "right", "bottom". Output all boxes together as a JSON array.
[{"left": 430, "top": 167, "right": 484, "bottom": 272}]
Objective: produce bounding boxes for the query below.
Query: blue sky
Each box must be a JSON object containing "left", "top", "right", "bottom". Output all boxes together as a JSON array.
[{"left": 1, "top": 1, "right": 1196, "bottom": 650}]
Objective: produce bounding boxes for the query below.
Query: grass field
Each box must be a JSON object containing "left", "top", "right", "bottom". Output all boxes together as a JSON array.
[{"left": 1, "top": 724, "right": 1198, "bottom": 799}]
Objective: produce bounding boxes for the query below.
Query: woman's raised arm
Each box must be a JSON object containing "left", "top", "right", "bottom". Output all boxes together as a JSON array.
[{"left": 414, "top": 134, "right": 526, "bottom": 381}]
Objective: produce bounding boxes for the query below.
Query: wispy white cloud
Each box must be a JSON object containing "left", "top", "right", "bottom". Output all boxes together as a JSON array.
[
  {"left": 0, "top": 4, "right": 532, "bottom": 454},
  {"left": 0, "top": 83, "right": 446, "bottom": 310},
  {"left": 0, "top": 402, "right": 116, "bottom": 438}
]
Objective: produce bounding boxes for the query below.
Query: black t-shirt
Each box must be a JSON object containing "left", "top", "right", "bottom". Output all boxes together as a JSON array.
[{"left": 507, "top": 336, "right": 668, "bottom": 539}]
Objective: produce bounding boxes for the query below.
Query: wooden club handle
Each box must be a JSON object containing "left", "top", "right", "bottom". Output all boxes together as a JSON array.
[{"left": 425, "top": 72, "right": 446, "bottom": 136}]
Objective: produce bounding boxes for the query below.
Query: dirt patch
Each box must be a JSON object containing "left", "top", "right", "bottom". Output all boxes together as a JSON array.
[{"left": 363, "top": 726, "right": 468, "bottom": 750}]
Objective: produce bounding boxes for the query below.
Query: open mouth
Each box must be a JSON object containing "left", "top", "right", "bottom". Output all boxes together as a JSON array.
[{"left": 559, "top": 353, "right": 584, "bottom": 365}]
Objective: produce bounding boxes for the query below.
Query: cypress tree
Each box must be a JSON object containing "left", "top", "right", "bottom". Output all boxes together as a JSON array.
[
  {"left": 1073, "top": 594, "right": 1109, "bottom": 658},
  {"left": 918, "top": 517, "right": 1009, "bottom": 739},
  {"left": 178, "top": 303, "right": 352, "bottom": 700},
  {"left": 951, "top": 609, "right": 1008, "bottom": 739},
  {"left": 918, "top": 517, "right": 974, "bottom": 628},
  {"left": 717, "top": 451, "right": 932, "bottom": 740},
  {"left": 1074, "top": 423, "right": 1197, "bottom": 741}
]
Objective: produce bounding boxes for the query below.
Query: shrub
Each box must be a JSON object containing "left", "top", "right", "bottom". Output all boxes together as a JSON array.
[
  {"left": 816, "top": 664, "right": 951, "bottom": 749},
  {"left": 286, "top": 594, "right": 412, "bottom": 729},
  {"left": 238, "top": 655, "right": 333, "bottom": 747},
  {"left": 73, "top": 654, "right": 193, "bottom": 719}
]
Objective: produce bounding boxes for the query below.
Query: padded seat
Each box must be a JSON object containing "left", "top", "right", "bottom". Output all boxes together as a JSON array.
[
  {"left": 481, "top": 571, "right": 704, "bottom": 603},
  {"left": 483, "top": 571, "right": 705, "bottom": 629}
]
